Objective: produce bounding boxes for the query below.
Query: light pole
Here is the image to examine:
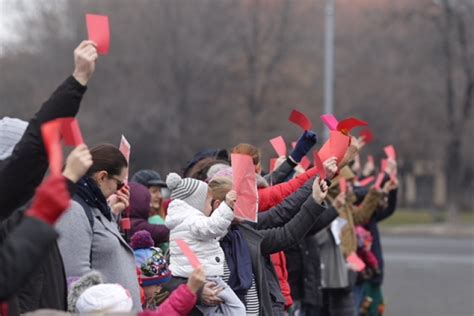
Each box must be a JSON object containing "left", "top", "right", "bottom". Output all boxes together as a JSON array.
[{"left": 323, "top": 0, "right": 335, "bottom": 141}]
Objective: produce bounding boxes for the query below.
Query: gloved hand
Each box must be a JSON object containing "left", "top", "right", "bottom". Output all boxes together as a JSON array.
[
  {"left": 26, "top": 174, "right": 71, "bottom": 225},
  {"left": 289, "top": 130, "right": 318, "bottom": 163}
]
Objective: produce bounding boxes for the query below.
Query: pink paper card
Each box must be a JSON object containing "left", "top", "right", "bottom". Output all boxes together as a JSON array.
[
  {"left": 291, "top": 141, "right": 297, "bottom": 149},
  {"left": 175, "top": 239, "right": 202, "bottom": 269},
  {"left": 41, "top": 120, "right": 64, "bottom": 176},
  {"left": 329, "top": 131, "right": 350, "bottom": 164},
  {"left": 339, "top": 177, "right": 348, "bottom": 194},
  {"left": 313, "top": 151, "right": 327, "bottom": 179},
  {"left": 59, "top": 118, "right": 84, "bottom": 146},
  {"left": 384, "top": 145, "right": 396, "bottom": 160},
  {"left": 374, "top": 172, "right": 385, "bottom": 190},
  {"left": 231, "top": 153, "right": 258, "bottom": 222},
  {"left": 270, "top": 136, "right": 286, "bottom": 157},
  {"left": 119, "top": 135, "right": 131, "bottom": 164},
  {"left": 359, "top": 128, "right": 374, "bottom": 144},
  {"left": 337, "top": 117, "right": 368, "bottom": 135},
  {"left": 289, "top": 110, "right": 312, "bottom": 131},
  {"left": 358, "top": 176, "right": 375, "bottom": 187},
  {"left": 321, "top": 114, "right": 339, "bottom": 131},
  {"left": 347, "top": 252, "right": 366, "bottom": 272},
  {"left": 300, "top": 156, "right": 311, "bottom": 170},
  {"left": 86, "top": 14, "right": 110, "bottom": 55}
]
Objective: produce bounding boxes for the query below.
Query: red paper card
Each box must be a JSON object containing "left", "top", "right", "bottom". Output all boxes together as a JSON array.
[
  {"left": 358, "top": 176, "right": 375, "bottom": 187},
  {"left": 270, "top": 136, "right": 286, "bottom": 157},
  {"left": 347, "top": 252, "right": 366, "bottom": 272},
  {"left": 318, "top": 131, "right": 351, "bottom": 165},
  {"left": 374, "top": 172, "right": 385, "bottom": 190},
  {"left": 86, "top": 14, "right": 110, "bottom": 55},
  {"left": 339, "top": 177, "right": 347, "bottom": 194},
  {"left": 384, "top": 145, "right": 396, "bottom": 160},
  {"left": 175, "top": 239, "right": 202, "bottom": 269},
  {"left": 291, "top": 141, "right": 297, "bottom": 149},
  {"left": 231, "top": 153, "right": 258, "bottom": 222},
  {"left": 313, "top": 151, "right": 327, "bottom": 179},
  {"left": 300, "top": 156, "right": 311, "bottom": 170},
  {"left": 60, "top": 118, "right": 84, "bottom": 146},
  {"left": 289, "top": 110, "right": 312, "bottom": 131},
  {"left": 359, "top": 128, "right": 374, "bottom": 144},
  {"left": 337, "top": 117, "right": 368, "bottom": 135},
  {"left": 321, "top": 114, "right": 339, "bottom": 131},
  {"left": 41, "top": 120, "right": 64, "bottom": 176}
]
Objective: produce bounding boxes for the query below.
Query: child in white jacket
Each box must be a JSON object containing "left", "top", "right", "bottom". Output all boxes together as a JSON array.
[{"left": 165, "top": 173, "right": 246, "bottom": 316}]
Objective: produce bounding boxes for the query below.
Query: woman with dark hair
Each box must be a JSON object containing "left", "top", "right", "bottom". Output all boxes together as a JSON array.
[{"left": 56, "top": 144, "right": 142, "bottom": 311}]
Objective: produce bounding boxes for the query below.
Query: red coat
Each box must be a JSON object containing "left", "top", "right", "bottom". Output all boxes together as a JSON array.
[
  {"left": 141, "top": 284, "right": 196, "bottom": 316},
  {"left": 271, "top": 252, "right": 294, "bottom": 309},
  {"left": 258, "top": 167, "right": 318, "bottom": 212}
]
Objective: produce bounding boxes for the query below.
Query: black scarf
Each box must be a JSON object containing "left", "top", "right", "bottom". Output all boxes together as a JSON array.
[
  {"left": 75, "top": 176, "right": 112, "bottom": 221},
  {"left": 220, "top": 226, "right": 253, "bottom": 302}
]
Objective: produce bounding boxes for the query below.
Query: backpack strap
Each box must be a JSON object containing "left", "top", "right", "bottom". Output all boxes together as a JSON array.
[{"left": 72, "top": 195, "right": 94, "bottom": 230}]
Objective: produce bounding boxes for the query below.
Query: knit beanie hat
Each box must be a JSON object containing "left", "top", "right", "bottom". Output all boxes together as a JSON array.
[
  {"left": 166, "top": 172, "right": 208, "bottom": 211},
  {"left": 0, "top": 117, "right": 28, "bottom": 160},
  {"left": 131, "top": 230, "right": 172, "bottom": 287},
  {"left": 75, "top": 283, "right": 133, "bottom": 313}
]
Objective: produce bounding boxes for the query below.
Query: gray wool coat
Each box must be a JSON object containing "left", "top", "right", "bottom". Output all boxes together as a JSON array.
[{"left": 56, "top": 201, "right": 142, "bottom": 311}]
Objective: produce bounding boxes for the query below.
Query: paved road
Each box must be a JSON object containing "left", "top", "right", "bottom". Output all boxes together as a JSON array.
[{"left": 381, "top": 235, "right": 474, "bottom": 316}]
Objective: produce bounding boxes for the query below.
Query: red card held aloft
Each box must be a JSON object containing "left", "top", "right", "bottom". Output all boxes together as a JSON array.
[
  {"left": 318, "top": 131, "right": 350, "bottom": 166},
  {"left": 337, "top": 117, "right": 368, "bottom": 135},
  {"left": 347, "top": 252, "right": 366, "bottom": 272},
  {"left": 374, "top": 172, "right": 385, "bottom": 190},
  {"left": 291, "top": 141, "right": 297, "bottom": 149},
  {"left": 358, "top": 176, "right": 375, "bottom": 187},
  {"left": 289, "top": 110, "right": 312, "bottom": 131},
  {"left": 368, "top": 155, "right": 375, "bottom": 165},
  {"left": 359, "top": 128, "right": 374, "bottom": 144},
  {"left": 313, "top": 151, "right": 327, "bottom": 179},
  {"left": 384, "top": 145, "right": 396, "bottom": 160},
  {"left": 231, "top": 153, "right": 258, "bottom": 222},
  {"left": 381, "top": 159, "right": 388, "bottom": 173},
  {"left": 339, "top": 177, "right": 348, "bottom": 194},
  {"left": 86, "top": 14, "right": 110, "bottom": 55},
  {"left": 269, "top": 158, "right": 278, "bottom": 173},
  {"left": 321, "top": 114, "right": 339, "bottom": 131},
  {"left": 270, "top": 136, "right": 286, "bottom": 157},
  {"left": 175, "top": 239, "right": 202, "bottom": 269},
  {"left": 41, "top": 120, "right": 64, "bottom": 176},
  {"left": 60, "top": 118, "right": 84, "bottom": 146},
  {"left": 300, "top": 156, "right": 311, "bottom": 170}
]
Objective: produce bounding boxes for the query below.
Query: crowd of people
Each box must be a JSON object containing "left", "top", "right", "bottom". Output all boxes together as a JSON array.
[{"left": 0, "top": 41, "right": 399, "bottom": 316}]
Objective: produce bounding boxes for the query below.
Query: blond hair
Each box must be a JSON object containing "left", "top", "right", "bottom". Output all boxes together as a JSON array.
[{"left": 208, "top": 176, "right": 233, "bottom": 202}]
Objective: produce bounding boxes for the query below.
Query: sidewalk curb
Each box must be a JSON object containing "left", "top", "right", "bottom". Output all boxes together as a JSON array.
[{"left": 381, "top": 224, "right": 474, "bottom": 238}]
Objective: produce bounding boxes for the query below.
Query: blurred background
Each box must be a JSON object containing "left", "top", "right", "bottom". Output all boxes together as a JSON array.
[{"left": 0, "top": 1, "right": 473, "bottom": 315}]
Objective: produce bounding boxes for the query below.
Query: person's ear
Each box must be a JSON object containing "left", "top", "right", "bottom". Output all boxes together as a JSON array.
[
  {"left": 213, "top": 199, "right": 221, "bottom": 210},
  {"left": 95, "top": 170, "right": 108, "bottom": 184}
]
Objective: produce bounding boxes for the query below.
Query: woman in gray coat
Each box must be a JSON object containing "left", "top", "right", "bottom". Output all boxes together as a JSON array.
[{"left": 56, "top": 144, "right": 142, "bottom": 311}]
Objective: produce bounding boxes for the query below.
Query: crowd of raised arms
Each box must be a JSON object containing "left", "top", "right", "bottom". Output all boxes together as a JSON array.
[{"left": 0, "top": 41, "right": 399, "bottom": 316}]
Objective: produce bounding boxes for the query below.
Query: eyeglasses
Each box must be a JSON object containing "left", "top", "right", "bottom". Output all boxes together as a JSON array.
[{"left": 109, "top": 175, "right": 125, "bottom": 190}]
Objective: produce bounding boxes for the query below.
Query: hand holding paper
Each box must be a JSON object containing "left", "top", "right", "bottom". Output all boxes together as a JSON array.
[
  {"left": 312, "top": 177, "right": 329, "bottom": 204},
  {"left": 62, "top": 144, "right": 93, "bottom": 183},
  {"left": 73, "top": 40, "right": 99, "bottom": 86},
  {"left": 225, "top": 190, "right": 237, "bottom": 209}
]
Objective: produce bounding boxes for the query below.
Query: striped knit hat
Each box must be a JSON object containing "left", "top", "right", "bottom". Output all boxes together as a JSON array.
[
  {"left": 0, "top": 117, "right": 28, "bottom": 160},
  {"left": 166, "top": 172, "right": 208, "bottom": 211}
]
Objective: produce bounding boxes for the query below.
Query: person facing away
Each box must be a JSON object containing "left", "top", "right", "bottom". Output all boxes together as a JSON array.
[{"left": 164, "top": 172, "right": 246, "bottom": 315}]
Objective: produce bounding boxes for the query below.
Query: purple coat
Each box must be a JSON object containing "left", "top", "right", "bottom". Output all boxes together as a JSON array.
[{"left": 129, "top": 182, "right": 169, "bottom": 245}]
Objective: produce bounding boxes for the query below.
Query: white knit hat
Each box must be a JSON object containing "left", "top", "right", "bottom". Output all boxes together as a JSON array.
[
  {"left": 166, "top": 172, "right": 208, "bottom": 211},
  {"left": 75, "top": 283, "right": 133, "bottom": 313},
  {"left": 0, "top": 117, "right": 28, "bottom": 160}
]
